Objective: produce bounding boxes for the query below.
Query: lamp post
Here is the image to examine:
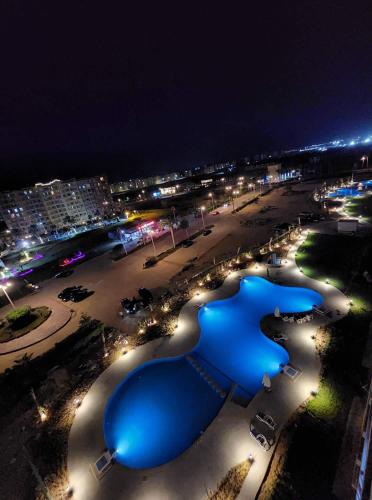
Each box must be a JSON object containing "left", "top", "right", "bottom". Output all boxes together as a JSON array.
[
  {"left": 200, "top": 206, "right": 206, "bottom": 229},
  {"left": 361, "top": 155, "right": 369, "bottom": 169},
  {"left": 1, "top": 283, "right": 15, "bottom": 309},
  {"left": 232, "top": 190, "right": 239, "bottom": 211},
  {"left": 225, "top": 185, "right": 232, "bottom": 205},
  {"left": 119, "top": 230, "right": 128, "bottom": 255},
  {"left": 168, "top": 220, "right": 176, "bottom": 249},
  {"left": 149, "top": 231, "right": 157, "bottom": 256},
  {"left": 208, "top": 192, "right": 215, "bottom": 211}
]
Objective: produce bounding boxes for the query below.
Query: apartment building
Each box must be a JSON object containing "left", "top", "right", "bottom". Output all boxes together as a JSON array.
[{"left": 0, "top": 176, "right": 114, "bottom": 237}]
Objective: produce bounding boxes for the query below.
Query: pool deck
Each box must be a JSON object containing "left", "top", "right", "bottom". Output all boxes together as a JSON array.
[{"left": 67, "top": 230, "right": 349, "bottom": 500}]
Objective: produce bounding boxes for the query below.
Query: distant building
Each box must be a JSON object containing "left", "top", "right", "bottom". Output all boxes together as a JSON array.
[{"left": 0, "top": 176, "right": 114, "bottom": 237}]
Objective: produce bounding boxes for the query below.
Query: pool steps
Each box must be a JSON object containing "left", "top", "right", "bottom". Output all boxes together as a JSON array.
[{"left": 186, "top": 355, "right": 227, "bottom": 399}]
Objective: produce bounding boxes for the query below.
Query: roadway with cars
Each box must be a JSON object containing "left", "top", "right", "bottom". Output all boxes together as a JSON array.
[{"left": 0, "top": 181, "right": 322, "bottom": 371}]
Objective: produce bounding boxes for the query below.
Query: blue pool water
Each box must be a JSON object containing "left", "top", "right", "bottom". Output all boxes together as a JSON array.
[
  {"left": 328, "top": 181, "right": 372, "bottom": 198},
  {"left": 328, "top": 187, "right": 362, "bottom": 198},
  {"left": 104, "top": 276, "right": 323, "bottom": 469}
]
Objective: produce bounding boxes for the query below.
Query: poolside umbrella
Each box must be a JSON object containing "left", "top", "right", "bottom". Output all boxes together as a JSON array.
[
  {"left": 262, "top": 373, "right": 272, "bottom": 392},
  {"left": 274, "top": 306, "right": 281, "bottom": 318}
]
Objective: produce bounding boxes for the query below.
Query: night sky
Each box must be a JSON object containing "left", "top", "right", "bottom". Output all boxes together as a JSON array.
[{"left": 1, "top": 1, "right": 371, "bottom": 188}]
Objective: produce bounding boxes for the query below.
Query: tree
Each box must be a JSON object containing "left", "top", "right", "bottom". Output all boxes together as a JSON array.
[{"left": 179, "top": 219, "right": 190, "bottom": 238}]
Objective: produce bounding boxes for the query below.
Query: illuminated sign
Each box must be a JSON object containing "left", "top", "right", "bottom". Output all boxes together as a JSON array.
[{"left": 60, "top": 250, "right": 86, "bottom": 267}]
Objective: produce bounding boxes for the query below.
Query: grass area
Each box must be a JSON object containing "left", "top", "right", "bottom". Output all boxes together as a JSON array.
[
  {"left": 307, "top": 380, "right": 342, "bottom": 420},
  {"left": 207, "top": 460, "right": 251, "bottom": 500},
  {"left": 344, "top": 193, "right": 372, "bottom": 223},
  {"left": 295, "top": 232, "right": 372, "bottom": 310},
  {"left": 267, "top": 231, "right": 372, "bottom": 499},
  {"left": 0, "top": 306, "right": 51, "bottom": 342}
]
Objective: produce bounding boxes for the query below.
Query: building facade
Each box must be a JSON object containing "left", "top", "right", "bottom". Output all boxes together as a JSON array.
[{"left": 0, "top": 176, "right": 114, "bottom": 237}]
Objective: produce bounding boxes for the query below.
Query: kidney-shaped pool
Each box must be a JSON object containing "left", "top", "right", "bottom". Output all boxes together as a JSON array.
[{"left": 104, "top": 276, "right": 323, "bottom": 469}]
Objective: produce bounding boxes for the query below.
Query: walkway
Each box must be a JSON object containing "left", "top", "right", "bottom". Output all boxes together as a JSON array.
[{"left": 67, "top": 229, "right": 349, "bottom": 500}]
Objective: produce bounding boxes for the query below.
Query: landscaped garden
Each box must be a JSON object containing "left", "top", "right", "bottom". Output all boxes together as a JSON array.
[
  {"left": 260, "top": 230, "right": 372, "bottom": 499},
  {"left": 344, "top": 193, "right": 372, "bottom": 223},
  {"left": 0, "top": 305, "right": 51, "bottom": 342}
]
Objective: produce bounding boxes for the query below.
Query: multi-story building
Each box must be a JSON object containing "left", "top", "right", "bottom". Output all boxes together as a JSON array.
[{"left": 0, "top": 175, "right": 114, "bottom": 237}]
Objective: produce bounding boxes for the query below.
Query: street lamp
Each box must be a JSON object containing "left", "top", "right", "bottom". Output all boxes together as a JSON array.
[
  {"left": 208, "top": 192, "right": 215, "bottom": 210},
  {"left": 149, "top": 230, "right": 157, "bottom": 256},
  {"left": 232, "top": 190, "right": 239, "bottom": 210},
  {"left": 200, "top": 206, "right": 206, "bottom": 229},
  {"left": 119, "top": 230, "right": 128, "bottom": 255},
  {"left": 0, "top": 282, "right": 15, "bottom": 309},
  {"left": 361, "top": 155, "right": 369, "bottom": 169}
]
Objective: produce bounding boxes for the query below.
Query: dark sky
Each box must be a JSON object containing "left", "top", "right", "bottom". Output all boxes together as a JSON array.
[{"left": 1, "top": 1, "right": 371, "bottom": 187}]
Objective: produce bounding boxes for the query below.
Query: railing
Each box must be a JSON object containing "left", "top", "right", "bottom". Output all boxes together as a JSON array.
[{"left": 176, "top": 225, "right": 301, "bottom": 291}]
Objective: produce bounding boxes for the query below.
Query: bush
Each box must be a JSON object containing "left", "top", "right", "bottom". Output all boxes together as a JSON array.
[{"left": 6, "top": 305, "right": 32, "bottom": 328}]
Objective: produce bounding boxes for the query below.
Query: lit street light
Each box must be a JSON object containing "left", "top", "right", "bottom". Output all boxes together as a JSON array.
[
  {"left": 232, "top": 190, "right": 239, "bottom": 211},
  {"left": 119, "top": 230, "right": 128, "bottom": 255},
  {"left": 361, "top": 155, "right": 369, "bottom": 169},
  {"left": 200, "top": 206, "right": 206, "bottom": 229},
  {"left": 208, "top": 192, "right": 215, "bottom": 210},
  {"left": 149, "top": 231, "right": 157, "bottom": 256},
  {"left": 1, "top": 282, "right": 15, "bottom": 309}
]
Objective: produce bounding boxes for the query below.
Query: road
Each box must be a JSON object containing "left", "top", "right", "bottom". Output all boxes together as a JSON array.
[{"left": 0, "top": 181, "right": 321, "bottom": 371}]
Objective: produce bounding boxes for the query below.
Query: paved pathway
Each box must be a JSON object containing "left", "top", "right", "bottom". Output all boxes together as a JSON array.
[{"left": 67, "top": 229, "right": 349, "bottom": 500}]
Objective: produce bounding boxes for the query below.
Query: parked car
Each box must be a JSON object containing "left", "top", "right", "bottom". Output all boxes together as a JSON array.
[
  {"left": 272, "top": 334, "right": 288, "bottom": 343},
  {"left": 58, "top": 286, "right": 82, "bottom": 301},
  {"left": 249, "top": 422, "right": 272, "bottom": 451},
  {"left": 70, "top": 288, "right": 90, "bottom": 302},
  {"left": 212, "top": 211, "right": 220, "bottom": 215},
  {"left": 121, "top": 297, "right": 141, "bottom": 314},
  {"left": 143, "top": 256, "right": 157, "bottom": 269},
  {"left": 55, "top": 269, "right": 74, "bottom": 279},
  {"left": 181, "top": 239, "right": 193, "bottom": 248},
  {"left": 255, "top": 411, "right": 276, "bottom": 430},
  {"left": 202, "top": 229, "right": 212, "bottom": 236}
]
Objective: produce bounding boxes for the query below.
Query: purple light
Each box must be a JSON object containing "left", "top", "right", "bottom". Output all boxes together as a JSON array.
[
  {"left": 60, "top": 250, "right": 86, "bottom": 267},
  {"left": 33, "top": 252, "right": 44, "bottom": 261},
  {"left": 17, "top": 269, "right": 34, "bottom": 277}
]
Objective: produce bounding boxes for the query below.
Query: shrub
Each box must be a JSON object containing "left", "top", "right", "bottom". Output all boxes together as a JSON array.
[{"left": 6, "top": 305, "right": 32, "bottom": 327}]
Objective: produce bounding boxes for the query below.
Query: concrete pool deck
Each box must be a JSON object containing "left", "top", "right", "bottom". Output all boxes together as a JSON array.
[{"left": 67, "top": 230, "right": 349, "bottom": 500}]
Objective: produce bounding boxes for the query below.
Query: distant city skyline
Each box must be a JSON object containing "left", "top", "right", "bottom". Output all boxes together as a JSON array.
[
  {"left": 1, "top": 2, "right": 371, "bottom": 190},
  {"left": 0, "top": 129, "right": 371, "bottom": 191}
]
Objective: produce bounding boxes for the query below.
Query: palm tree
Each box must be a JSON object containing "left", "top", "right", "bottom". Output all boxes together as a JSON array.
[{"left": 179, "top": 219, "right": 190, "bottom": 238}]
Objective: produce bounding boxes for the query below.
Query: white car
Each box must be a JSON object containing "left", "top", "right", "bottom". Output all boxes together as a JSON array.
[
  {"left": 249, "top": 422, "right": 273, "bottom": 451},
  {"left": 256, "top": 411, "right": 276, "bottom": 430},
  {"left": 272, "top": 334, "right": 288, "bottom": 343}
]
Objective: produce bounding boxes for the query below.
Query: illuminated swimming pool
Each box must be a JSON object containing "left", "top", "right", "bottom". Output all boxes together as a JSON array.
[
  {"left": 104, "top": 276, "right": 323, "bottom": 469},
  {"left": 328, "top": 187, "right": 362, "bottom": 198}
]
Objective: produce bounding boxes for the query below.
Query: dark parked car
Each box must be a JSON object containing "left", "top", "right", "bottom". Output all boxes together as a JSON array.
[
  {"left": 121, "top": 297, "right": 141, "bottom": 314},
  {"left": 202, "top": 229, "right": 212, "bottom": 236},
  {"left": 58, "top": 286, "right": 82, "bottom": 301},
  {"left": 55, "top": 269, "right": 74, "bottom": 278},
  {"left": 143, "top": 256, "right": 157, "bottom": 269},
  {"left": 181, "top": 239, "right": 193, "bottom": 248},
  {"left": 70, "top": 288, "right": 91, "bottom": 302}
]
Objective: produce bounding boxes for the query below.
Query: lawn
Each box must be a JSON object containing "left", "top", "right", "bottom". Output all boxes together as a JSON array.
[
  {"left": 295, "top": 232, "right": 372, "bottom": 310},
  {"left": 267, "top": 231, "right": 372, "bottom": 499},
  {"left": 344, "top": 193, "right": 372, "bottom": 223}
]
